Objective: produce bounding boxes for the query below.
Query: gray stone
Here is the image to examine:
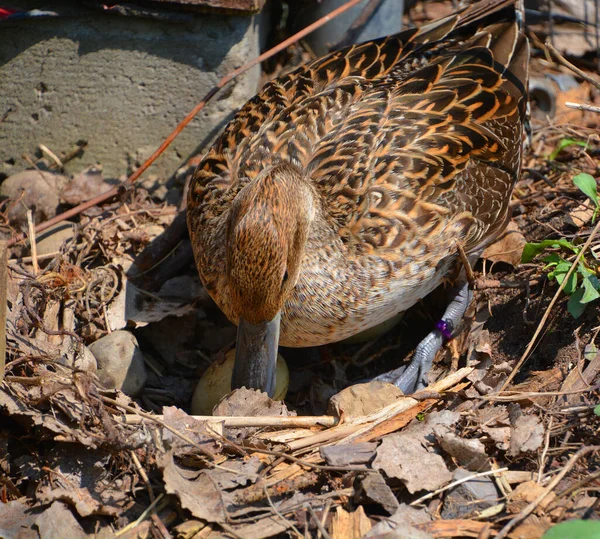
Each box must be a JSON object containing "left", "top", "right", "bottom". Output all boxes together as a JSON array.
[
  {"left": 35, "top": 222, "right": 76, "bottom": 257},
  {"left": 88, "top": 330, "right": 147, "bottom": 396},
  {"left": 296, "top": 0, "right": 404, "bottom": 56},
  {"left": 440, "top": 467, "right": 500, "bottom": 520},
  {"left": 0, "top": 170, "right": 67, "bottom": 226},
  {"left": 0, "top": 2, "right": 264, "bottom": 178}
]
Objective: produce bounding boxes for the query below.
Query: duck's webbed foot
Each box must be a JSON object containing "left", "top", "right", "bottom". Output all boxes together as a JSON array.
[{"left": 374, "top": 282, "right": 473, "bottom": 394}]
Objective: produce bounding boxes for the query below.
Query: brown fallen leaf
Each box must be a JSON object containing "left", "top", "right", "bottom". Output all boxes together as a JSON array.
[
  {"left": 159, "top": 449, "right": 226, "bottom": 522},
  {"left": 0, "top": 500, "right": 38, "bottom": 539},
  {"left": 33, "top": 501, "right": 89, "bottom": 539},
  {"left": 330, "top": 506, "right": 372, "bottom": 539},
  {"left": 481, "top": 221, "right": 526, "bottom": 267},
  {"left": 36, "top": 444, "right": 133, "bottom": 517},
  {"left": 60, "top": 165, "right": 114, "bottom": 206},
  {"left": 327, "top": 381, "right": 404, "bottom": 418},
  {"left": 435, "top": 430, "right": 490, "bottom": 472},
  {"left": 509, "top": 414, "right": 545, "bottom": 457},
  {"left": 507, "top": 482, "right": 556, "bottom": 515},
  {"left": 158, "top": 448, "right": 261, "bottom": 523},
  {"left": 373, "top": 433, "right": 452, "bottom": 494},
  {"left": 365, "top": 504, "right": 431, "bottom": 538}
]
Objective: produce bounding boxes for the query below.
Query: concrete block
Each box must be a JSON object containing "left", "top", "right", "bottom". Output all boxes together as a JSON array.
[{"left": 0, "top": 2, "right": 263, "bottom": 178}]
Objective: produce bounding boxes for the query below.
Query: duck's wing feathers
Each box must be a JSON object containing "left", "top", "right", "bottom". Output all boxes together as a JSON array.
[{"left": 189, "top": 0, "right": 528, "bottom": 259}]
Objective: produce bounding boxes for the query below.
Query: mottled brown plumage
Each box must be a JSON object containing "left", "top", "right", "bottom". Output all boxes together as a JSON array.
[{"left": 187, "top": 0, "right": 529, "bottom": 354}]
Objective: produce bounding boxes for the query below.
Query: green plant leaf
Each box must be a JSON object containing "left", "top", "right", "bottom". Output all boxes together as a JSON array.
[
  {"left": 542, "top": 520, "right": 600, "bottom": 539},
  {"left": 567, "top": 287, "right": 586, "bottom": 318},
  {"left": 580, "top": 275, "right": 600, "bottom": 304},
  {"left": 521, "top": 239, "right": 578, "bottom": 263},
  {"left": 573, "top": 173, "right": 599, "bottom": 206},
  {"left": 555, "top": 271, "right": 578, "bottom": 295},
  {"left": 594, "top": 404, "right": 600, "bottom": 417},
  {"left": 549, "top": 138, "right": 587, "bottom": 161}
]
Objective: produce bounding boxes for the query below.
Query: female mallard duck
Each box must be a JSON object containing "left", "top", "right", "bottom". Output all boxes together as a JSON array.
[{"left": 187, "top": 0, "right": 529, "bottom": 396}]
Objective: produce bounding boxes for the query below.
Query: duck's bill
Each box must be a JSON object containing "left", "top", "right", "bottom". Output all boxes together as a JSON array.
[{"left": 232, "top": 312, "right": 281, "bottom": 398}]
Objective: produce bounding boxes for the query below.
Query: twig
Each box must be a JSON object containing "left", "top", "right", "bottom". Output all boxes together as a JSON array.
[
  {"left": 0, "top": 241, "right": 6, "bottom": 384},
  {"left": 130, "top": 450, "right": 155, "bottom": 503},
  {"left": 26, "top": 210, "right": 39, "bottom": 275},
  {"left": 307, "top": 505, "right": 332, "bottom": 539},
  {"left": 100, "top": 395, "right": 216, "bottom": 459},
  {"left": 545, "top": 42, "right": 600, "bottom": 92},
  {"left": 495, "top": 446, "right": 600, "bottom": 539},
  {"left": 124, "top": 414, "right": 338, "bottom": 428},
  {"left": 6, "top": 0, "right": 367, "bottom": 248},
  {"left": 204, "top": 424, "right": 374, "bottom": 474},
  {"left": 265, "top": 484, "right": 303, "bottom": 538},
  {"left": 38, "top": 144, "right": 64, "bottom": 169},
  {"left": 565, "top": 102, "right": 600, "bottom": 114},
  {"left": 499, "top": 218, "right": 600, "bottom": 391},
  {"left": 115, "top": 493, "right": 164, "bottom": 537},
  {"left": 410, "top": 468, "right": 509, "bottom": 506}
]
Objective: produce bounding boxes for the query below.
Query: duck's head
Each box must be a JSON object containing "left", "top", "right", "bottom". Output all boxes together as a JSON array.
[{"left": 226, "top": 163, "right": 314, "bottom": 397}]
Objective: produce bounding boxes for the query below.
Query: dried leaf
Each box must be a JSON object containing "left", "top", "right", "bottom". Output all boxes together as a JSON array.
[
  {"left": 365, "top": 504, "right": 432, "bottom": 538},
  {"left": 158, "top": 449, "right": 226, "bottom": 522},
  {"left": 509, "top": 415, "right": 545, "bottom": 456},
  {"left": 33, "top": 501, "right": 89, "bottom": 539},
  {"left": 106, "top": 278, "right": 195, "bottom": 331},
  {"left": 435, "top": 430, "right": 490, "bottom": 471},
  {"left": 60, "top": 165, "right": 113, "bottom": 205},
  {"left": 158, "top": 448, "right": 261, "bottom": 523},
  {"left": 373, "top": 433, "right": 452, "bottom": 494},
  {"left": 482, "top": 221, "right": 526, "bottom": 266},
  {"left": 328, "top": 381, "right": 404, "bottom": 418},
  {"left": 508, "top": 482, "right": 556, "bottom": 515},
  {"left": 213, "top": 387, "right": 292, "bottom": 418},
  {"left": 0, "top": 500, "right": 38, "bottom": 539},
  {"left": 36, "top": 444, "right": 133, "bottom": 517},
  {"left": 330, "top": 506, "right": 372, "bottom": 539}
]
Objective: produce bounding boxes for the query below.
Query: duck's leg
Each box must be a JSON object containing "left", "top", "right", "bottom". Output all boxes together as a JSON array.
[{"left": 375, "top": 281, "right": 473, "bottom": 394}]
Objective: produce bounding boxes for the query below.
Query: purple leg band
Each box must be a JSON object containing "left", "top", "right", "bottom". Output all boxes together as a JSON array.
[{"left": 435, "top": 320, "right": 453, "bottom": 341}]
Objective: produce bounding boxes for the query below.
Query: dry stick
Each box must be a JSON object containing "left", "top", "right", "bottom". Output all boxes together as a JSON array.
[
  {"left": 6, "top": 0, "right": 366, "bottom": 249},
  {"left": 566, "top": 102, "right": 600, "bottom": 114},
  {"left": 0, "top": 241, "right": 6, "bottom": 384},
  {"left": 100, "top": 395, "right": 216, "bottom": 459},
  {"left": 115, "top": 493, "right": 164, "bottom": 537},
  {"left": 307, "top": 505, "right": 333, "bottom": 539},
  {"left": 124, "top": 414, "right": 337, "bottom": 428},
  {"left": 410, "top": 467, "right": 509, "bottom": 507},
  {"left": 499, "top": 218, "right": 600, "bottom": 392},
  {"left": 545, "top": 42, "right": 600, "bottom": 92},
  {"left": 495, "top": 446, "right": 600, "bottom": 539},
  {"left": 26, "top": 210, "right": 39, "bottom": 275}
]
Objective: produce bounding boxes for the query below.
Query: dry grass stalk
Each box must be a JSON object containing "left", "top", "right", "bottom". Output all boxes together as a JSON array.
[{"left": 0, "top": 241, "right": 6, "bottom": 383}]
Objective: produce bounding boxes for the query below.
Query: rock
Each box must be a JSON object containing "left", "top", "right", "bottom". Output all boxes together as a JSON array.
[
  {"left": 88, "top": 331, "right": 147, "bottom": 396},
  {"left": 75, "top": 346, "right": 98, "bottom": 373},
  {"left": 35, "top": 222, "right": 76, "bottom": 257},
  {"left": 0, "top": 170, "right": 67, "bottom": 226},
  {"left": 441, "top": 468, "right": 500, "bottom": 519}
]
